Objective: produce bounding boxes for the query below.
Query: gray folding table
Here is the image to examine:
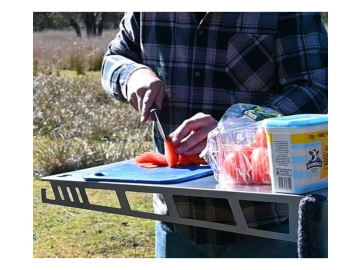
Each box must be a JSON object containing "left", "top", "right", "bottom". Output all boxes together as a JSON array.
[{"left": 41, "top": 160, "right": 328, "bottom": 257}]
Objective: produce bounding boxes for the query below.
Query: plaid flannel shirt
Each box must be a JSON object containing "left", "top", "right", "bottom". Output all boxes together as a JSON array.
[{"left": 101, "top": 12, "right": 328, "bottom": 245}]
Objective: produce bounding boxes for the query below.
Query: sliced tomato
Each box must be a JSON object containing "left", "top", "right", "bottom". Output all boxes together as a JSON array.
[
  {"left": 235, "top": 145, "right": 254, "bottom": 162},
  {"left": 254, "top": 126, "right": 268, "bottom": 148},
  {"left": 222, "top": 146, "right": 253, "bottom": 185},
  {"left": 250, "top": 147, "right": 271, "bottom": 184},
  {"left": 134, "top": 152, "right": 168, "bottom": 166},
  {"left": 164, "top": 139, "right": 179, "bottom": 167},
  {"left": 178, "top": 155, "right": 207, "bottom": 166},
  {"left": 249, "top": 141, "right": 259, "bottom": 148},
  {"left": 137, "top": 163, "right": 159, "bottom": 168},
  {"left": 153, "top": 153, "right": 168, "bottom": 166}
]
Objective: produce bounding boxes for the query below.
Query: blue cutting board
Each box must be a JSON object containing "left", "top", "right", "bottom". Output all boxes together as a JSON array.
[{"left": 83, "top": 159, "right": 214, "bottom": 184}]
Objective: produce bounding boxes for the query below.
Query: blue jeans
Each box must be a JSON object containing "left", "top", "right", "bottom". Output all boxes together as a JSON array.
[{"left": 155, "top": 221, "right": 297, "bottom": 258}]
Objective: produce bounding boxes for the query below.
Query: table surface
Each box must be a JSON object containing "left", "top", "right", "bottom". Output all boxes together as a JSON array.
[
  {"left": 42, "top": 160, "right": 328, "bottom": 195},
  {"left": 41, "top": 160, "right": 328, "bottom": 242}
]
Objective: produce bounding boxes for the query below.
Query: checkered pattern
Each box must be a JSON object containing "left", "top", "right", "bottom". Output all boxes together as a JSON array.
[{"left": 101, "top": 12, "right": 328, "bottom": 245}]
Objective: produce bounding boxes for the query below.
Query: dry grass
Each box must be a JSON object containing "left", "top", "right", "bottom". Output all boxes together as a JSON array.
[
  {"left": 34, "top": 179, "right": 155, "bottom": 258},
  {"left": 33, "top": 71, "right": 153, "bottom": 176},
  {"left": 33, "top": 30, "right": 118, "bottom": 74},
  {"left": 33, "top": 29, "right": 155, "bottom": 258}
]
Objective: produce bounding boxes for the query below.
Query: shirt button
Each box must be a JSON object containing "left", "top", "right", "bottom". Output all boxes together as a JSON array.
[
  {"left": 195, "top": 71, "right": 201, "bottom": 77},
  {"left": 199, "top": 29, "right": 204, "bottom": 35}
]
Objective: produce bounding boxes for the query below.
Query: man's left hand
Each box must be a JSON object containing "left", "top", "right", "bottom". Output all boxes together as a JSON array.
[{"left": 168, "top": 113, "right": 218, "bottom": 156}]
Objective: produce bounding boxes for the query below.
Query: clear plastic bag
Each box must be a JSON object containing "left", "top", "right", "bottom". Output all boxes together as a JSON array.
[{"left": 202, "top": 103, "right": 281, "bottom": 187}]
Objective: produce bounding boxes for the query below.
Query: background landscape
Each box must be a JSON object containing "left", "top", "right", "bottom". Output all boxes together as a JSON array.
[{"left": 33, "top": 12, "right": 328, "bottom": 258}]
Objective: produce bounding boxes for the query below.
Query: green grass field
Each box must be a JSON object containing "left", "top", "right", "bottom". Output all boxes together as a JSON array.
[
  {"left": 33, "top": 30, "right": 155, "bottom": 258},
  {"left": 33, "top": 179, "right": 155, "bottom": 258}
]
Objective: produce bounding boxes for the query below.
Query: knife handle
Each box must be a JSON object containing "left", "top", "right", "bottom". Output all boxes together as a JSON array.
[{"left": 150, "top": 104, "right": 158, "bottom": 113}]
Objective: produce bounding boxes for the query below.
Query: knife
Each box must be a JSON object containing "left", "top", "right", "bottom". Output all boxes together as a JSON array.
[{"left": 150, "top": 104, "right": 167, "bottom": 142}]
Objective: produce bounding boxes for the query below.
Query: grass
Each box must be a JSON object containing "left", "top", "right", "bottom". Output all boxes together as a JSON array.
[
  {"left": 33, "top": 30, "right": 156, "bottom": 258},
  {"left": 33, "top": 30, "right": 118, "bottom": 74},
  {"left": 33, "top": 180, "right": 155, "bottom": 258}
]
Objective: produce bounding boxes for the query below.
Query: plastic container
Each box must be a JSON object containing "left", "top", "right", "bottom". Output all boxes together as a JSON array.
[{"left": 263, "top": 114, "right": 328, "bottom": 194}]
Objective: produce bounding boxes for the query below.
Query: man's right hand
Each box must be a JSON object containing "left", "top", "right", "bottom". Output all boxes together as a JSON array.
[{"left": 126, "top": 68, "right": 166, "bottom": 123}]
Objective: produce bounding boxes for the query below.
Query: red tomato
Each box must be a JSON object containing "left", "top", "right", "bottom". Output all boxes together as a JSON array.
[
  {"left": 251, "top": 147, "right": 271, "bottom": 184},
  {"left": 254, "top": 126, "right": 268, "bottom": 148},
  {"left": 237, "top": 145, "right": 255, "bottom": 162},
  {"left": 222, "top": 145, "right": 254, "bottom": 185},
  {"left": 164, "top": 139, "right": 179, "bottom": 167}
]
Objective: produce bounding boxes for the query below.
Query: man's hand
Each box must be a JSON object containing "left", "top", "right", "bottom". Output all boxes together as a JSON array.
[
  {"left": 127, "top": 68, "right": 166, "bottom": 122},
  {"left": 169, "top": 113, "right": 218, "bottom": 156}
]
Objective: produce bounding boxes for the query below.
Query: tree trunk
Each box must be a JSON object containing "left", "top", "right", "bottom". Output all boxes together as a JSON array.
[
  {"left": 97, "top": 12, "right": 107, "bottom": 36},
  {"left": 82, "top": 12, "right": 98, "bottom": 37},
  {"left": 69, "top": 17, "right": 82, "bottom": 38},
  {"left": 63, "top": 12, "right": 82, "bottom": 38}
]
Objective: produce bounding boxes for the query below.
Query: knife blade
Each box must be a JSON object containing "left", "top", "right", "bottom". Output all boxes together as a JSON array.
[{"left": 150, "top": 104, "right": 167, "bottom": 142}]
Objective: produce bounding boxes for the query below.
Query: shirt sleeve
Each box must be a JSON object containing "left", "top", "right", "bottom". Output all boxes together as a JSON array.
[
  {"left": 101, "top": 12, "right": 152, "bottom": 102},
  {"left": 262, "top": 12, "right": 328, "bottom": 115}
]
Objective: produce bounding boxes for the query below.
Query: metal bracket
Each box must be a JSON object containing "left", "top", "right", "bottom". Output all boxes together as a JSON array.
[{"left": 41, "top": 171, "right": 328, "bottom": 243}]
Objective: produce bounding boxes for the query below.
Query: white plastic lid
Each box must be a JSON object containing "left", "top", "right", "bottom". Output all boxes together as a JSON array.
[{"left": 263, "top": 114, "right": 328, "bottom": 129}]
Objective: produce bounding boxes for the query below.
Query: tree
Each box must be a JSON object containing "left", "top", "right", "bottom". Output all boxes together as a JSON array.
[
  {"left": 33, "top": 12, "right": 55, "bottom": 31},
  {"left": 33, "top": 12, "right": 124, "bottom": 37},
  {"left": 104, "top": 12, "right": 124, "bottom": 29},
  {"left": 81, "top": 12, "right": 108, "bottom": 37},
  {"left": 62, "top": 12, "right": 106, "bottom": 38},
  {"left": 63, "top": 13, "right": 82, "bottom": 37}
]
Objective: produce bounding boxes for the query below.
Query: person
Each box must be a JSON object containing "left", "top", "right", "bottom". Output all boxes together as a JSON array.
[{"left": 101, "top": 12, "right": 328, "bottom": 258}]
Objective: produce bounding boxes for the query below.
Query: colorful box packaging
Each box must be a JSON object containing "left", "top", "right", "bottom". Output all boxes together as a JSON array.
[{"left": 263, "top": 114, "right": 328, "bottom": 194}]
